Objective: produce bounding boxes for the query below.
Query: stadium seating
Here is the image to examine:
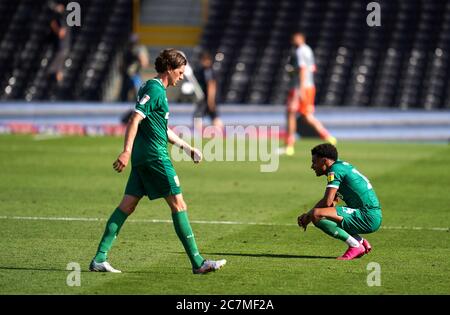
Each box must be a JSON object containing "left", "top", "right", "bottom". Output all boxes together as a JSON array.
[
  {"left": 1, "top": 0, "right": 450, "bottom": 109},
  {"left": 199, "top": 0, "right": 450, "bottom": 108},
  {"left": 0, "top": 0, "right": 131, "bottom": 101}
]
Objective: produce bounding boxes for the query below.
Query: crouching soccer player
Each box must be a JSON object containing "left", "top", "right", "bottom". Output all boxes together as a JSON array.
[
  {"left": 298, "top": 143, "right": 382, "bottom": 260},
  {"left": 89, "top": 49, "right": 226, "bottom": 274}
]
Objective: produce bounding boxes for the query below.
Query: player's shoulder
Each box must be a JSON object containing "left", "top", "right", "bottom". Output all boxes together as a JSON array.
[
  {"left": 330, "top": 160, "right": 352, "bottom": 173},
  {"left": 143, "top": 79, "right": 164, "bottom": 95}
]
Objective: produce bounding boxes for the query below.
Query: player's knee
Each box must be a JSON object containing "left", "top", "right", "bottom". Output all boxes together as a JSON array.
[
  {"left": 118, "top": 197, "right": 140, "bottom": 215},
  {"left": 287, "top": 107, "right": 297, "bottom": 114},
  {"left": 119, "top": 203, "right": 137, "bottom": 215},
  {"left": 303, "top": 113, "right": 314, "bottom": 122}
]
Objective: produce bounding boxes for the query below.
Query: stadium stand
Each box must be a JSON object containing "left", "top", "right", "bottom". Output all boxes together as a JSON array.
[
  {"left": 198, "top": 0, "right": 450, "bottom": 108},
  {"left": 0, "top": 0, "right": 449, "bottom": 110},
  {"left": 0, "top": 0, "right": 131, "bottom": 102}
]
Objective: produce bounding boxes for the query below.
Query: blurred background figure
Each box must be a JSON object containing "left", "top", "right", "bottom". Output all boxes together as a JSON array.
[
  {"left": 284, "top": 32, "right": 336, "bottom": 156},
  {"left": 192, "top": 51, "right": 223, "bottom": 131},
  {"left": 119, "top": 33, "right": 150, "bottom": 102},
  {"left": 47, "top": 0, "right": 72, "bottom": 99}
]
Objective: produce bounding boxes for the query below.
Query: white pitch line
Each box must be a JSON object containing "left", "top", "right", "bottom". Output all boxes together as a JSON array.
[{"left": 0, "top": 215, "right": 448, "bottom": 232}]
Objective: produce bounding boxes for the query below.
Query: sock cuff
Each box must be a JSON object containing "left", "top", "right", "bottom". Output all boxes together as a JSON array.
[
  {"left": 115, "top": 207, "right": 129, "bottom": 219},
  {"left": 172, "top": 210, "right": 187, "bottom": 218}
]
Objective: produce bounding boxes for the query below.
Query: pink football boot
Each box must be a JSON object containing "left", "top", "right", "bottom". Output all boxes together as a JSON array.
[
  {"left": 361, "top": 239, "right": 372, "bottom": 254},
  {"left": 336, "top": 245, "right": 365, "bottom": 260}
]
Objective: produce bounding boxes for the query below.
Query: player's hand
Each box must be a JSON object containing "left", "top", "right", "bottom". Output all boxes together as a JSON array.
[
  {"left": 113, "top": 151, "right": 130, "bottom": 173},
  {"left": 297, "top": 213, "right": 309, "bottom": 231},
  {"left": 190, "top": 147, "right": 203, "bottom": 164},
  {"left": 332, "top": 195, "right": 339, "bottom": 207}
]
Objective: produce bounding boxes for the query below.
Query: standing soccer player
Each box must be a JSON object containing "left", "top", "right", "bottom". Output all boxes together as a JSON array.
[
  {"left": 89, "top": 49, "right": 226, "bottom": 274},
  {"left": 298, "top": 143, "right": 382, "bottom": 260},
  {"left": 284, "top": 32, "right": 336, "bottom": 156}
]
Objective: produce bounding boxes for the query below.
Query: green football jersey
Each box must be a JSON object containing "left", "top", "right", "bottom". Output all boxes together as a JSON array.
[
  {"left": 326, "top": 160, "right": 380, "bottom": 210},
  {"left": 132, "top": 78, "right": 170, "bottom": 166}
]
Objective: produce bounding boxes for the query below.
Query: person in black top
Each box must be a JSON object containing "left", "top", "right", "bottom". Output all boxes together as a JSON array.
[
  {"left": 119, "top": 34, "right": 150, "bottom": 102},
  {"left": 193, "top": 51, "right": 223, "bottom": 131},
  {"left": 46, "top": 0, "right": 72, "bottom": 98}
]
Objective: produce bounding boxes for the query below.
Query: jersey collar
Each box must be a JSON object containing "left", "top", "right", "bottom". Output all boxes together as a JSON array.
[{"left": 152, "top": 78, "right": 165, "bottom": 89}]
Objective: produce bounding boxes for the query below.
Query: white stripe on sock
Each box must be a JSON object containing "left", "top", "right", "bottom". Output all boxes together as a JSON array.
[{"left": 345, "top": 235, "right": 360, "bottom": 248}]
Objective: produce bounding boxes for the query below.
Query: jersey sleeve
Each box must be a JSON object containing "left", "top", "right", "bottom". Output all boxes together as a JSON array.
[
  {"left": 298, "top": 46, "right": 315, "bottom": 69},
  {"left": 204, "top": 68, "right": 215, "bottom": 82},
  {"left": 135, "top": 84, "right": 159, "bottom": 117},
  {"left": 326, "top": 167, "right": 344, "bottom": 189},
  {"left": 296, "top": 48, "right": 305, "bottom": 68}
]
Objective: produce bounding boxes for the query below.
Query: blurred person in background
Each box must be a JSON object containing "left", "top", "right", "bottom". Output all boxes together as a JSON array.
[
  {"left": 192, "top": 51, "right": 223, "bottom": 132},
  {"left": 47, "top": 0, "right": 72, "bottom": 97},
  {"left": 284, "top": 32, "right": 336, "bottom": 156},
  {"left": 119, "top": 34, "right": 150, "bottom": 102}
]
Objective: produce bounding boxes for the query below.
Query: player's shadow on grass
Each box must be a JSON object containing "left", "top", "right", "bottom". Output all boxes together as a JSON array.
[{"left": 202, "top": 252, "right": 336, "bottom": 259}]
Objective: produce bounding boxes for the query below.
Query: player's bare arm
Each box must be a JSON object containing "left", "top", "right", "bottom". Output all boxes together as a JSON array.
[
  {"left": 113, "top": 112, "right": 143, "bottom": 172},
  {"left": 167, "top": 127, "right": 203, "bottom": 163},
  {"left": 298, "top": 187, "right": 338, "bottom": 230},
  {"left": 206, "top": 79, "right": 217, "bottom": 112}
]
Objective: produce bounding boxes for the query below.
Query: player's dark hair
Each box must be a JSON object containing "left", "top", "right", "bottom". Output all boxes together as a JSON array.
[
  {"left": 155, "top": 49, "right": 187, "bottom": 73},
  {"left": 311, "top": 143, "right": 338, "bottom": 161}
]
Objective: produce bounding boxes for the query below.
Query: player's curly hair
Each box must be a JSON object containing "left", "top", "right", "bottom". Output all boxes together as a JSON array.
[
  {"left": 154, "top": 49, "right": 187, "bottom": 73},
  {"left": 311, "top": 143, "right": 338, "bottom": 161}
]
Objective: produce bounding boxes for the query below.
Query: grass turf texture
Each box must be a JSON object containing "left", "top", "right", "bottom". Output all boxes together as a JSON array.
[{"left": 0, "top": 134, "right": 449, "bottom": 294}]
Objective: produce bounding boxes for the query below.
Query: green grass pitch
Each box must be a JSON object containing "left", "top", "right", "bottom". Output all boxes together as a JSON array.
[{"left": 0, "top": 134, "right": 449, "bottom": 294}]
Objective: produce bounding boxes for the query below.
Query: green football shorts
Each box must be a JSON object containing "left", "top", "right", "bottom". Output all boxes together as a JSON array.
[
  {"left": 336, "top": 206, "right": 382, "bottom": 235},
  {"left": 125, "top": 158, "right": 182, "bottom": 200}
]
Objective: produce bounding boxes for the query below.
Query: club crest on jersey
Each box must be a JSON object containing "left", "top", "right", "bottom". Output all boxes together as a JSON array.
[
  {"left": 327, "top": 172, "right": 335, "bottom": 182},
  {"left": 165, "top": 112, "right": 170, "bottom": 119},
  {"left": 139, "top": 94, "right": 150, "bottom": 105}
]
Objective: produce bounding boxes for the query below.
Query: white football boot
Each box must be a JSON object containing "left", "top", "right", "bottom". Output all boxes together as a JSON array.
[
  {"left": 89, "top": 259, "right": 122, "bottom": 273},
  {"left": 193, "top": 259, "right": 227, "bottom": 274}
]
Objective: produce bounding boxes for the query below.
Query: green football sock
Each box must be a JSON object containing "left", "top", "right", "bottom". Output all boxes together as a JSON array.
[
  {"left": 315, "top": 219, "right": 350, "bottom": 243},
  {"left": 172, "top": 211, "right": 205, "bottom": 269},
  {"left": 94, "top": 207, "right": 128, "bottom": 263}
]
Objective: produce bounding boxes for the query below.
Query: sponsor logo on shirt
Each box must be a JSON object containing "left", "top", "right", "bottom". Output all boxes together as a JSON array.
[
  {"left": 327, "top": 172, "right": 335, "bottom": 182},
  {"left": 342, "top": 207, "right": 356, "bottom": 214},
  {"left": 139, "top": 94, "right": 150, "bottom": 105}
]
